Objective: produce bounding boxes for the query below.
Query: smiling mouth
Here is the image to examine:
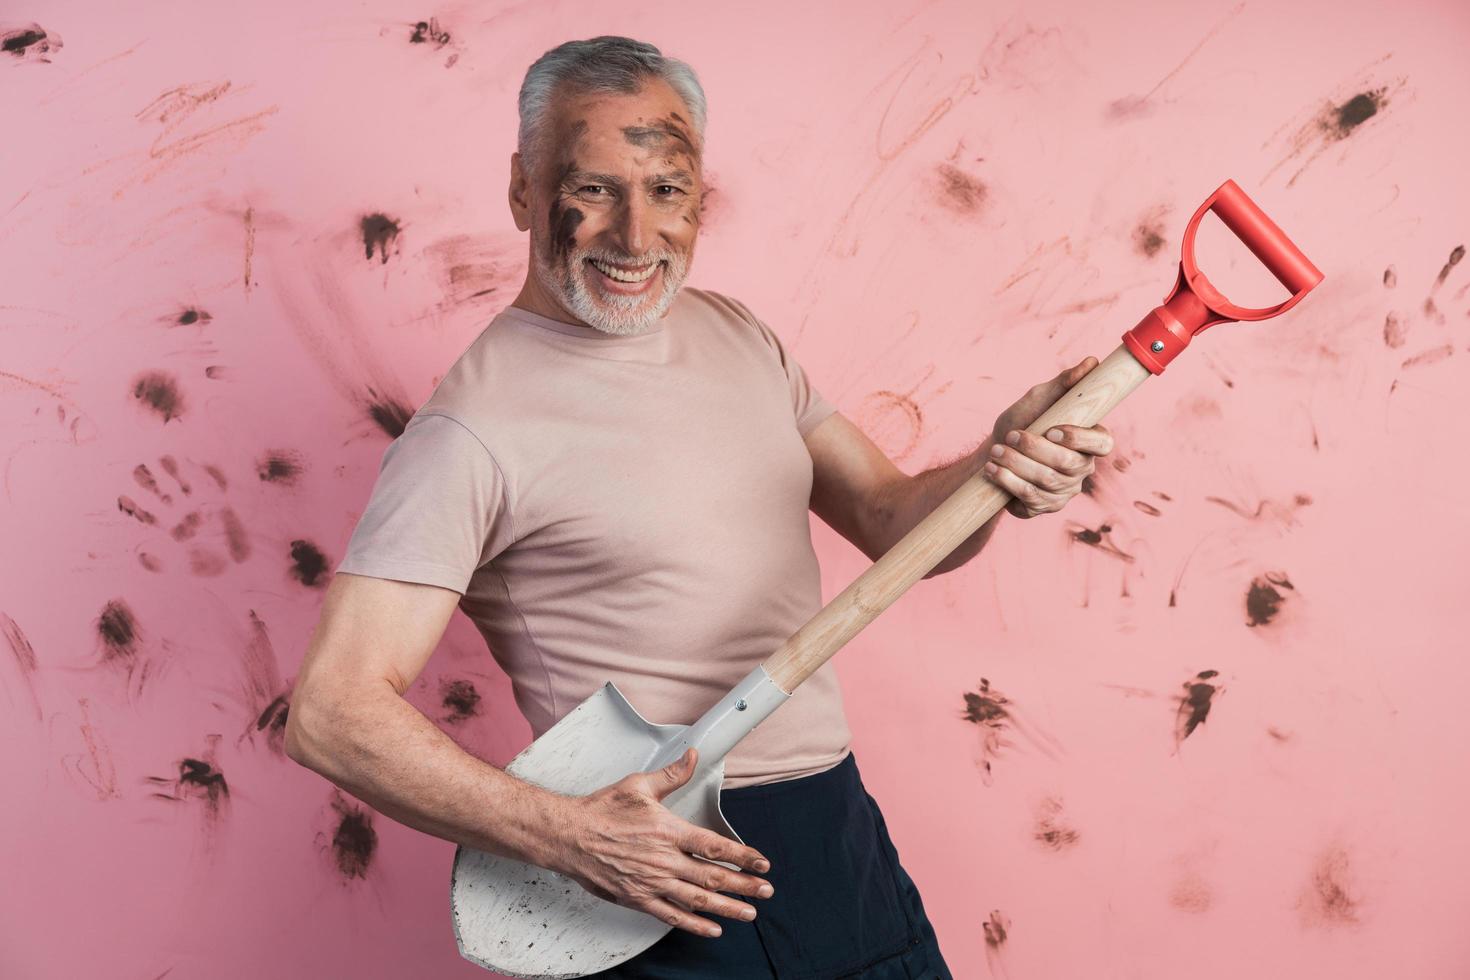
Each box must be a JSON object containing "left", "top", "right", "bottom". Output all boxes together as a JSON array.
[{"left": 586, "top": 257, "right": 661, "bottom": 283}]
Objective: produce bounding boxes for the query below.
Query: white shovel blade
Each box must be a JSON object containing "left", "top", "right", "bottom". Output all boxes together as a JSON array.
[{"left": 450, "top": 682, "right": 742, "bottom": 978}]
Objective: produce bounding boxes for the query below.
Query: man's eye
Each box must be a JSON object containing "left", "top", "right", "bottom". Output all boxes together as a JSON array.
[
  {"left": 578, "top": 186, "right": 607, "bottom": 196},
  {"left": 655, "top": 185, "right": 684, "bottom": 196}
]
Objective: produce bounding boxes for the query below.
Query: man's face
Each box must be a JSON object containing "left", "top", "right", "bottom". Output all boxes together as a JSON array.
[{"left": 516, "top": 79, "right": 703, "bottom": 335}]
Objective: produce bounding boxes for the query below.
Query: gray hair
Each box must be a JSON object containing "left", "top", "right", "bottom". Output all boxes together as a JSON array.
[{"left": 516, "top": 36, "right": 707, "bottom": 177}]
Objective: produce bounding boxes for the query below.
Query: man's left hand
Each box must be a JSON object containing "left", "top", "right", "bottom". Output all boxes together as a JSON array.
[{"left": 984, "top": 357, "right": 1115, "bottom": 519}]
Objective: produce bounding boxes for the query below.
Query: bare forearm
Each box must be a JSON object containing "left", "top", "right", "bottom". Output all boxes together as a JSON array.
[
  {"left": 872, "top": 434, "right": 1006, "bottom": 578},
  {"left": 286, "top": 685, "right": 567, "bottom": 868}
]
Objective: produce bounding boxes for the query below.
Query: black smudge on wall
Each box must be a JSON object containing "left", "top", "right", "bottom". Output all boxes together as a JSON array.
[
  {"left": 440, "top": 678, "right": 481, "bottom": 724},
  {"left": 288, "top": 540, "right": 330, "bottom": 588},
  {"left": 256, "top": 450, "right": 305, "bottom": 485},
  {"left": 1174, "top": 669, "right": 1220, "bottom": 744},
  {"left": 1322, "top": 89, "right": 1386, "bottom": 141},
  {"left": 3, "top": 24, "right": 61, "bottom": 61},
  {"left": 328, "top": 790, "right": 378, "bottom": 880},
  {"left": 1245, "top": 572, "right": 1294, "bottom": 627},
  {"left": 131, "top": 371, "right": 185, "bottom": 423},
  {"left": 361, "top": 213, "right": 401, "bottom": 264},
  {"left": 933, "top": 162, "right": 987, "bottom": 217},
  {"left": 366, "top": 388, "right": 413, "bottom": 438},
  {"left": 97, "top": 599, "right": 141, "bottom": 667}
]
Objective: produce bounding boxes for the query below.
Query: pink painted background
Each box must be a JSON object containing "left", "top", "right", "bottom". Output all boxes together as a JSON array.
[{"left": 4, "top": 1, "right": 1469, "bottom": 977}]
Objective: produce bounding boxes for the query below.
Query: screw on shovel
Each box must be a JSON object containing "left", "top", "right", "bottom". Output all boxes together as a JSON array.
[{"left": 450, "top": 178, "right": 1324, "bottom": 978}]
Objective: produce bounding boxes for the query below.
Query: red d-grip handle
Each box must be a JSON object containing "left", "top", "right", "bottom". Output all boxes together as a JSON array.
[
  {"left": 1208, "top": 180, "right": 1322, "bottom": 297},
  {"left": 1124, "top": 178, "right": 1325, "bottom": 374}
]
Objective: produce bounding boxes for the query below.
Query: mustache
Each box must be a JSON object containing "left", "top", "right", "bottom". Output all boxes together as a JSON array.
[{"left": 574, "top": 245, "right": 682, "bottom": 266}]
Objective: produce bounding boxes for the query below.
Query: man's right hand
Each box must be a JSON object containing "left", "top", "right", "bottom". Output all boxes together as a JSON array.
[{"left": 544, "top": 746, "right": 775, "bottom": 939}]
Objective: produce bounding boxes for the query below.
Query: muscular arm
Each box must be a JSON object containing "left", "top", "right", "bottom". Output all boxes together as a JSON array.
[
  {"left": 805, "top": 412, "right": 1004, "bottom": 579},
  {"left": 284, "top": 572, "right": 567, "bottom": 868}
]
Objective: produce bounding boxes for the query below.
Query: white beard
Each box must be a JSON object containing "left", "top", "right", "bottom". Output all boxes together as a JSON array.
[{"left": 532, "top": 241, "right": 691, "bottom": 336}]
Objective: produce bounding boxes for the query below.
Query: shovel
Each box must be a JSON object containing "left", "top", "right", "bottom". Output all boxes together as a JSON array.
[{"left": 450, "top": 178, "right": 1324, "bottom": 978}]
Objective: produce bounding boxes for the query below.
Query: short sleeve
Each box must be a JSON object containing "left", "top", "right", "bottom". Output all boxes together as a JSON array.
[
  {"left": 334, "top": 413, "right": 514, "bottom": 594},
  {"left": 724, "top": 294, "right": 838, "bottom": 438}
]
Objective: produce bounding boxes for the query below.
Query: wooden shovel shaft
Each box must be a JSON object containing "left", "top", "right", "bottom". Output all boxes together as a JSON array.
[{"left": 763, "top": 343, "right": 1153, "bottom": 692}]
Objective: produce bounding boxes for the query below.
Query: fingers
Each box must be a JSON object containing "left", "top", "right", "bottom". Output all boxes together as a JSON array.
[
  {"left": 662, "top": 875, "right": 761, "bottom": 924},
  {"left": 640, "top": 894, "right": 727, "bottom": 939},
  {"left": 678, "top": 823, "right": 770, "bottom": 875},
  {"left": 674, "top": 852, "right": 773, "bottom": 901},
  {"left": 983, "top": 457, "right": 1051, "bottom": 516},
  {"left": 1044, "top": 422, "right": 1113, "bottom": 457},
  {"left": 990, "top": 430, "right": 1092, "bottom": 491}
]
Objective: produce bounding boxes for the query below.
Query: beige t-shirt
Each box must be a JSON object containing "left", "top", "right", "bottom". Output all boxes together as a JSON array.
[{"left": 335, "top": 286, "right": 852, "bottom": 788}]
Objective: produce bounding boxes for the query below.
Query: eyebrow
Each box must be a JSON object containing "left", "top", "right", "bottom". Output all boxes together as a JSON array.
[{"left": 562, "top": 169, "right": 696, "bottom": 189}]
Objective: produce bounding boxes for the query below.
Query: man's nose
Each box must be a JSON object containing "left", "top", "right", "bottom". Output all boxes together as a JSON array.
[{"left": 613, "top": 192, "right": 653, "bottom": 257}]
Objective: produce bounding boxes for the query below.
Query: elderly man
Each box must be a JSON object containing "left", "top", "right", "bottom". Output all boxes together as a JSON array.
[{"left": 287, "top": 35, "right": 1112, "bottom": 979}]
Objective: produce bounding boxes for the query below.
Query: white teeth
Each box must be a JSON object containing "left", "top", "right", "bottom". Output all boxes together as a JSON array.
[{"left": 590, "top": 259, "right": 657, "bottom": 283}]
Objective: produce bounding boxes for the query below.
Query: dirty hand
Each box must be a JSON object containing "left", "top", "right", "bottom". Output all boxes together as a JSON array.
[
  {"left": 986, "top": 356, "right": 1114, "bottom": 519},
  {"left": 546, "top": 747, "right": 774, "bottom": 939}
]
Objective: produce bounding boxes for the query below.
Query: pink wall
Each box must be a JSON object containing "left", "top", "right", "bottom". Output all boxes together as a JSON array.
[{"left": 4, "top": 1, "right": 1469, "bottom": 977}]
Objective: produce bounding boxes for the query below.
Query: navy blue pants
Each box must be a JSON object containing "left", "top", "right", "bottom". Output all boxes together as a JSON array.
[{"left": 589, "top": 751, "right": 952, "bottom": 979}]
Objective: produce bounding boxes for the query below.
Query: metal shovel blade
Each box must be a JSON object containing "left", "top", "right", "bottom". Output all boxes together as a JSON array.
[{"left": 450, "top": 682, "right": 741, "bottom": 979}]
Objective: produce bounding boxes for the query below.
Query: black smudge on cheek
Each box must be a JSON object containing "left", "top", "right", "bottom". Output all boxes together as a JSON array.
[
  {"left": 329, "top": 791, "right": 378, "bottom": 879},
  {"left": 440, "top": 678, "right": 481, "bottom": 723},
  {"left": 1174, "top": 669, "right": 1220, "bottom": 744},
  {"left": 1245, "top": 572, "right": 1294, "bottom": 627},
  {"left": 360, "top": 213, "right": 401, "bottom": 264},
  {"left": 1382, "top": 265, "right": 1397, "bottom": 288},
  {"left": 174, "top": 307, "right": 211, "bottom": 326},
  {"left": 256, "top": 450, "right": 305, "bottom": 485},
  {"left": 131, "top": 371, "right": 185, "bottom": 422},
  {"left": 549, "top": 203, "right": 584, "bottom": 262},
  {"left": 288, "top": 540, "right": 330, "bottom": 588}
]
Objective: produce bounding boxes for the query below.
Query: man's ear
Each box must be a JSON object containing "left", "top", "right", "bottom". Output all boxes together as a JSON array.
[{"left": 508, "top": 152, "right": 532, "bottom": 232}]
